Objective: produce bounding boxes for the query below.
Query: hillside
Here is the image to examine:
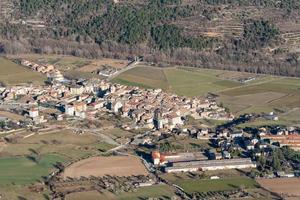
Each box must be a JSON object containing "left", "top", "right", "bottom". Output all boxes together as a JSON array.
[{"left": 0, "top": 0, "right": 299, "bottom": 76}]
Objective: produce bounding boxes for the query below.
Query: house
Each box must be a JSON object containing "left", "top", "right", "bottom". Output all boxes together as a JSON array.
[
  {"left": 107, "top": 101, "right": 123, "bottom": 113},
  {"left": 244, "top": 139, "right": 257, "bottom": 150},
  {"left": 69, "top": 85, "right": 84, "bottom": 95},
  {"left": 222, "top": 151, "right": 231, "bottom": 159},
  {"left": 230, "top": 130, "right": 243, "bottom": 139},
  {"left": 208, "top": 150, "right": 222, "bottom": 160},
  {"left": 65, "top": 104, "right": 75, "bottom": 116},
  {"left": 29, "top": 108, "right": 39, "bottom": 118},
  {"left": 73, "top": 102, "right": 87, "bottom": 112}
]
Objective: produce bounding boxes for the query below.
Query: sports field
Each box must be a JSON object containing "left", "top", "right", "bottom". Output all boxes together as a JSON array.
[
  {"left": 63, "top": 155, "right": 149, "bottom": 178},
  {"left": 113, "top": 65, "right": 300, "bottom": 124},
  {"left": 0, "top": 57, "right": 46, "bottom": 85}
]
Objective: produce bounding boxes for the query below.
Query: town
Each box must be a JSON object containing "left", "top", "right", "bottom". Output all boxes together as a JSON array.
[{"left": 0, "top": 58, "right": 299, "bottom": 200}]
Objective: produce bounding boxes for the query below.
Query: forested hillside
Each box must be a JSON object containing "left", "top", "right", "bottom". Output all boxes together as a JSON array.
[{"left": 0, "top": 0, "right": 300, "bottom": 76}]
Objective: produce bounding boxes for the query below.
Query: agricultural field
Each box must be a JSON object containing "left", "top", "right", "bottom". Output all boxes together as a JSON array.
[
  {"left": 0, "top": 130, "right": 115, "bottom": 159},
  {"left": 0, "top": 57, "right": 46, "bottom": 86},
  {"left": 6, "top": 54, "right": 129, "bottom": 80},
  {"left": 0, "top": 154, "right": 64, "bottom": 185},
  {"left": 63, "top": 155, "right": 149, "bottom": 178},
  {"left": 113, "top": 65, "right": 243, "bottom": 96},
  {"left": 175, "top": 177, "right": 258, "bottom": 194},
  {"left": 0, "top": 110, "right": 25, "bottom": 121},
  {"left": 66, "top": 185, "right": 176, "bottom": 200},
  {"left": 0, "top": 130, "right": 117, "bottom": 198},
  {"left": 257, "top": 178, "right": 300, "bottom": 198},
  {"left": 114, "top": 65, "right": 300, "bottom": 125},
  {"left": 0, "top": 185, "right": 49, "bottom": 200}
]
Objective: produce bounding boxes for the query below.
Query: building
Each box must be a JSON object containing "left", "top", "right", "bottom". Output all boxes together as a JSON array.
[
  {"left": 261, "top": 134, "right": 300, "bottom": 151},
  {"left": 69, "top": 85, "right": 84, "bottom": 95},
  {"left": 165, "top": 158, "right": 256, "bottom": 173},
  {"left": 65, "top": 104, "right": 75, "bottom": 116},
  {"left": 29, "top": 108, "right": 39, "bottom": 118},
  {"left": 151, "top": 151, "right": 207, "bottom": 166}
]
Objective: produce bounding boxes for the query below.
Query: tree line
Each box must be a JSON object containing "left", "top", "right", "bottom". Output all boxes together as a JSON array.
[{"left": 0, "top": 0, "right": 299, "bottom": 77}]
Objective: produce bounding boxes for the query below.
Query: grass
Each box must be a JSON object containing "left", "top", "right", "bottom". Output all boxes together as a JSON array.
[
  {"left": 175, "top": 177, "right": 259, "bottom": 194},
  {"left": 113, "top": 66, "right": 168, "bottom": 89},
  {"left": 0, "top": 57, "right": 46, "bottom": 85},
  {"left": 113, "top": 66, "right": 241, "bottom": 97},
  {"left": 92, "top": 142, "right": 116, "bottom": 152},
  {"left": 1, "top": 130, "right": 116, "bottom": 160},
  {"left": 117, "top": 185, "right": 175, "bottom": 200},
  {"left": 0, "top": 185, "right": 49, "bottom": 200},
  {"left": 66, "top": 185, "right": 176, "bottom": 200},
  {"left": 0, "top": 154, "right": 65, "bottom": 185}
]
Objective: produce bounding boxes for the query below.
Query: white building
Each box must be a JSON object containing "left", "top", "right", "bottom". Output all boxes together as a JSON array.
[
  {"left": 29, "top": 108, "right": 39, "bottom": 118},
  {"left": 65, "top": 104, "right": 75, "bottom": 116}
]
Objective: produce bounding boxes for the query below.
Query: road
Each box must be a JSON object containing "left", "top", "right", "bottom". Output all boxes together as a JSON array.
[
  {"left": 67, "top": 127, "right": 120, "bottom": 146},
  {"left": 107, "top": 60, "right": 140, "bottom": 81}
]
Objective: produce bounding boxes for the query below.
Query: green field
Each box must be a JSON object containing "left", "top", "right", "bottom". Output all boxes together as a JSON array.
[
  {"left": 114, "top": 65, "right": 300, "bottom": 124},
  {"left": 0, "top": 154, "right": 65, "bottom": 185},
  {"left": 113, "top": 66, "right": 242, "bottom": 96},
  {"left": 175, "top": 177, "right": 258, "bottom": 194},
  {"left": 1, "top": 130, "right": 116, "bottom": 160},
  {"left": 66, "top": 185, "right": 176, "bottom": 200},
  {"left": 0, "top": 57, "right": 46, "bottom": 85}
]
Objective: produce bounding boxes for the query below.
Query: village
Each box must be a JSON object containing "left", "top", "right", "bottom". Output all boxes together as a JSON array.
[{"left": 0, "top": 58, "right": 300, "bottom": 199}]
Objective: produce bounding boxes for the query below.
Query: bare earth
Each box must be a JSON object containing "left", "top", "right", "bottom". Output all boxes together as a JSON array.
[
  {"left": 63, "top": 156, "right": 148, "bottom": 178},
  {"left": 257, "top": 178, "right": 300, "bottom": 197},
  {"left": 0, "top": 111, "right": 25, "bottom": 121}
]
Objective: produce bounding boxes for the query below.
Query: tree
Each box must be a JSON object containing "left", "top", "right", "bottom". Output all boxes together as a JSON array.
[{"left": 271, "top": 154, "right": 281, "bottom": 171}]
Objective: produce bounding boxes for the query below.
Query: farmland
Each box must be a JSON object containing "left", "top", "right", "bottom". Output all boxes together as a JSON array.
[
  {"left": 63, "top": 155, "right": 149, "bottom": 178},
  {"left": 66, "top": 185, "right": 176, "bottom": 200},
  {"left": 175, "top": 177, "right": 258, "bottom": 194},
  {"left": 257, "top": 178, "right": 300, "bottom": 197},
  {"left": 0, "top": 110, "right": 25, "bottom": 121},
  {"left": 113, "top": 66, "right": 243, "bottom": 96},
  {"left": 0, "top": 154, "right": 64, "bottom": 185},
  {"left": 0, "top": 57, "right": 46, "bottom": 86},
  {"left": 0, "top": 129, "right": 118, "bottom": 198},
  {"left": 114, "top": 65, "right": 300, "bottom": 125},
  {"left": 0, "top": 130, "right": 115, "bottom": 160},
  {"left": 5, "top": 54, "right": 129, "bottom": 80},
  {"left": 0, "top": 130, "right": 116, "bottom": 185}
]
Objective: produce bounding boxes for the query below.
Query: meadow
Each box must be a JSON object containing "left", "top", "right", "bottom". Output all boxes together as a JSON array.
[
  {"left": 0, "top": 57, "right": 46, "bottom": 85},
  {"left": 175, "top": 177, "right": 258, "bottom": 194},
  {"left": 0, "top": 130, "right": 116, "bottom": 186},
  {"left": 1, "top": 130, "right": 115, "bottom": 159},
  {"left": 66, "top": 185, "right": 176, "bottom": 200},
  {"left": 0, "top": 154, "right": 65, "bottom": 185},
  {"left": 113, "top": 66, "right": 242, "bottom": 96}
]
